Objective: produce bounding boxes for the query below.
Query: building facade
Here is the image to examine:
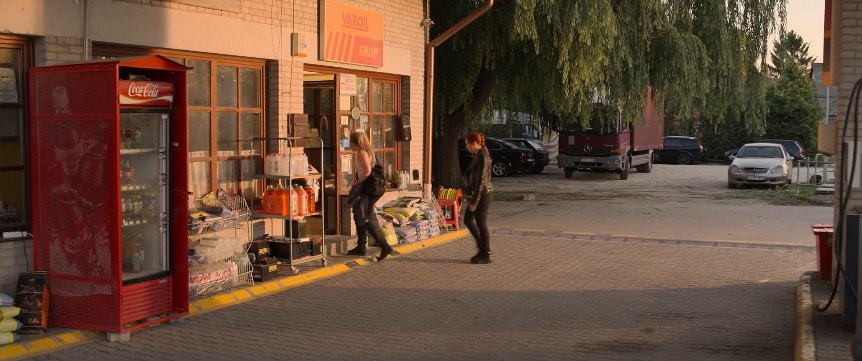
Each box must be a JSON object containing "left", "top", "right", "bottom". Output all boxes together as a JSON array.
[{"left": 0, "top": 0, "right": 429, "bottom": 295}]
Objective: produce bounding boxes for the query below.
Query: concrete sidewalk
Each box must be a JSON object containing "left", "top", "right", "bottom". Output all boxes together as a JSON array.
[
  {"left": 14, "top": 228, "right": 809, "bottom": 361},
  {"left": 0, "top": 231, "right": 468, "bottom": 361}
]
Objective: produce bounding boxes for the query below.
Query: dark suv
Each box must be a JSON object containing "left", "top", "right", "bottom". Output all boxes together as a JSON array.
[
  {"left": 657, "top": 136, "right": 706, "bottom": 164},
  {"left": 504, "top": 138, "right": 550, "bottom": 173},
  {"left": 758, "top": 139, "right": 805, "bottom": 164},
  {"left": 458, "top": 137, "right": 535, "bottom": 177}
]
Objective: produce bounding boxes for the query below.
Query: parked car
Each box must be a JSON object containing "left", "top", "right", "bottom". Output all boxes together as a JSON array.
[
  {"left": 504, "top": 138, "right": 550, "bottom": 173},
  {"left": 657, "top": 136, "right": 706, "bottom": 164},
  {"left": 458, "top": 137, "right": 535, "bottom": 177},
  {"left": 727, "top": 142, "right": 794, "bottom": 188},
  {"left": 758, "top": 139, "right": 805, "bottom": 164},
  {"left": 723, "top": 147, "right": 740, "bottom": 162}
]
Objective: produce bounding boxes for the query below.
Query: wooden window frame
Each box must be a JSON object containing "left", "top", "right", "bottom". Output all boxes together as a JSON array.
[
  {"left": 0, "top": 35, "right": 33, "bottom": 231},
  {"left": 92, "top": 44, "right": 266, "bottom": 198},
  {"left": 303, "top": 65, "right": 402, "bottom": 194}
]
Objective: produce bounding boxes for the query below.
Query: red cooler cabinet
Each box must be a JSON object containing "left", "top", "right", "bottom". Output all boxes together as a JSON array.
[{"left": 29, "top": 55, "right": 189, "bottom": 333}]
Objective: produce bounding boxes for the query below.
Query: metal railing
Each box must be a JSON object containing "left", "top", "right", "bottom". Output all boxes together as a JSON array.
[{"left": 793, "top": 154, "right": 835, "bottom": 194}]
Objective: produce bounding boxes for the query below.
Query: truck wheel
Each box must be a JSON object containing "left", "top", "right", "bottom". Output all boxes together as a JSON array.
[
  {"left": 564, "top": 168, "right": 574, "bottom": 178},
  {"left": 677, "top": 153, "right": 692, "bottom": 165},
  {"left": 619, "top": 157, "right": 630, "bottom": 180},
  {"left": 491, "top": 160, "right": 509, "bottom": 177},
  {"left": 636, "top": 152, "right": 653, "bottom": 173}
]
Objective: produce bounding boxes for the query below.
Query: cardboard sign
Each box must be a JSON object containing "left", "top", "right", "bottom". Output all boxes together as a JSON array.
[{"left": 14, "top": 272, "right": 49, "bottom": 334}]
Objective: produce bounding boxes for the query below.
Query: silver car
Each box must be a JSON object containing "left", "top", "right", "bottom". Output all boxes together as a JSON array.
[{"left": 727, "top": 143, "right": 794, "bottom": 188}]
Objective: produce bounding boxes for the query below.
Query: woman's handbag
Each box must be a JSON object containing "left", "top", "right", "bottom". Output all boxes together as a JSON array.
[{"left": 362, "top": 159, "right": 387, "bottom": 197}]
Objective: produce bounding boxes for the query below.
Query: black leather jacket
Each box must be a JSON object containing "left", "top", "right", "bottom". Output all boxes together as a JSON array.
[{"left": 462, "top": 147, "right": 493, "bottom": 206}]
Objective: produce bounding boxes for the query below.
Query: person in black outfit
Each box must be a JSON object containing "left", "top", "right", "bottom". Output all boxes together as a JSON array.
[
  {"left": 346, "top": 131, "right": 394, "bottom": 261},
  {"left": 462, "top": 131, "right": 494, "bottom": 264}
]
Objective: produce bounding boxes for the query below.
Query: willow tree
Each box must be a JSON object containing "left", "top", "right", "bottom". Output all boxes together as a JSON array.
[{"left": 430, "top": 0, "right": 786, "bottom": 187}]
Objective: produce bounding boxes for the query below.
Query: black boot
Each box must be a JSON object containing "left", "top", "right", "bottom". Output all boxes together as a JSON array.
[
  {"left": 347, "top": 226, "right": 367, "bottom": 256},
  {"left": 378, "top": 245, "right": 393, "bottom": 261},
  {"left": 470, "top": 251, "right": 492, "bottom": 264}
]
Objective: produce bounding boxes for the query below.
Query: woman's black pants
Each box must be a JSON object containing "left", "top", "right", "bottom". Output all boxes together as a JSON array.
[{"left": 464, "top": 192, "right": 492, "bottom": 254}]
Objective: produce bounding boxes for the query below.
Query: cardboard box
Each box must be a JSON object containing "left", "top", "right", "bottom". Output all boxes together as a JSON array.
[
  {"left": 252, "top": 261, "right": 279, "bottom": 282},
  {"left": 248, "top": 239, "right": 270, "bottom": 261},
  {"left": 14, "top": 271, "right": 48, "bottom": 334},
  {"left": 311, "top": 238, "right": 323, "bottom": 256},
  {"left": 269, "top": 240, "right": 309, "bottom": 260},
  {"left": 284, "top": 219, "right": 307, "bottom": 238}
]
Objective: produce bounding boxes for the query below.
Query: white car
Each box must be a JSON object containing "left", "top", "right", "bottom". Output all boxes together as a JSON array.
[{"left": 727, "top": 143, "right": 794, "bottom": 188}]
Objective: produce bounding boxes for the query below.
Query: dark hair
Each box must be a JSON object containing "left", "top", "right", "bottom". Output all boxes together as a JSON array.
[{"left": 465, "top": 131, "right": 486, "bottom": 148}]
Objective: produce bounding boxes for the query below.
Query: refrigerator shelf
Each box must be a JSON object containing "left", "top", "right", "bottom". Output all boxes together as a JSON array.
[
  {"left": 121, "top": 185, "right": 150, "bottom": 192},
  {"left": 120, "top": 148, "right": 159, "bottom": 155}
]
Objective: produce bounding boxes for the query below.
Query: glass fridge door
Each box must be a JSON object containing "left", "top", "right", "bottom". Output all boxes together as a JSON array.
[{"left": 120, "top": 111, "right": 169, "bottom": 282}]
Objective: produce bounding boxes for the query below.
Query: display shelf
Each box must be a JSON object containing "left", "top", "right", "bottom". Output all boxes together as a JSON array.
[
  {"left": 252, "top": 211, "right": 320, "bottom": 220},
  {"left": 120, "top": 148, "right": 159, "bottom": 155},
  {"left": 187, "top": 195, "right": 251, "bottom": 236},
  {"left": 187, "top": 193, "right": 254, "bottom": 299},
  {"left": 188, "top": 268, "right": 253, "bottom": 298},
  {"left": 250, "top": 136, "right": 328, "bottom": 274},
  {"left": 254, "top": 173, "right": 322, "bottom": 180}
]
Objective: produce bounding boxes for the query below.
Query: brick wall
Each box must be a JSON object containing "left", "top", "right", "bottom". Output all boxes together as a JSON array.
[
  {"left": 0, "top": 240, "right": 33, "bottom": 297},
  {"left": 33, "top": 36, "right": 85, "bottom": 66},
  {"left": 7, "top": 0, "right": 428, "bottom": 295}
]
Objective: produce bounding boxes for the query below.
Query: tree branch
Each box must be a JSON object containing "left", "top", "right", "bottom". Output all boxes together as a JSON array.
[{"left": 443, "top": 66, "right": 498, "bottom": 131}]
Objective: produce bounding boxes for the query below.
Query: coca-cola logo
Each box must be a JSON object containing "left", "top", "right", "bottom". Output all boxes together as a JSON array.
[{"left": 127, "top": 82, "right": 160, "bottom": 98}]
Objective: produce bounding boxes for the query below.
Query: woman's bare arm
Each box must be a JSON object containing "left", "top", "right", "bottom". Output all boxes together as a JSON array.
[{"left": 351, "top": 150, "right": 372, "bottom": 187}]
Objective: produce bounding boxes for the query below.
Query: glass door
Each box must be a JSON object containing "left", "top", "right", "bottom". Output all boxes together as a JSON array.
[{"left": 120, "top": 110, "right": 169, "bottom": 282}]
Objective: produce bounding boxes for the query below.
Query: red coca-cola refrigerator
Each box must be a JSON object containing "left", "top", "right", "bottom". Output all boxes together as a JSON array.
[{"left": 28, "top": 55, "right": 189, "bottom": 333}]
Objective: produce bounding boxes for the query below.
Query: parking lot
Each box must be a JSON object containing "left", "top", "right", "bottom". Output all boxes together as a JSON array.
[{"left": 487, "top": 163, "right": 834, "bottom": 246}]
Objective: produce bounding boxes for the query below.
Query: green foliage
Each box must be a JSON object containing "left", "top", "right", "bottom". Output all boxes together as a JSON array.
[
  {"left": 764, "top": 63, "right": 821, "bottom": 154},
  {"left": 768, "top": 30, "right": 816, "bottom": 77},
  {"left": 430, "top": 0, "right": 786, "bottom": 131}
]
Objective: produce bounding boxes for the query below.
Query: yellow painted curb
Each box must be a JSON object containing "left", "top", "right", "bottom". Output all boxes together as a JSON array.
[
  {"left": 0, "top": 330, "right": 100, "bottom": 361},
  {"left": 0, "top": 230, "right": 471, "bottom": 361}
]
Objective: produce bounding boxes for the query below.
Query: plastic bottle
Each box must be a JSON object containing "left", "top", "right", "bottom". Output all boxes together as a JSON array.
[
  {"left": 261, "top": 185, "right": 275, "bottom": 214},
  {"left": 130, "top": 236, "right": 144, "bottom": 273},
  {"left": 278, "top": 153, "right": 291, "bottom": 176},
  {"left": 300, "top": 153, "right": 309, "bottom": 175},
  {"left": 304, "top": 184, "right": 316, "bottom": 213},
  {"left": 273, "top": 182, "right": 288, "bottom": 216},
  {"left": 294, "top": 185, "right": 306, "bottom": 216},
  {"left": 288, "top": 184, "right": 298, "bottom": 217},
  {"left": 264, "top": 154, "right": 274, "bottom": 175}
]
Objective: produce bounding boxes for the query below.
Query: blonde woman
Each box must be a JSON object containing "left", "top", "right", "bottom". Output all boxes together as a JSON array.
[{"left": 346, "top": 131, "right": 394, "bottom": 261}]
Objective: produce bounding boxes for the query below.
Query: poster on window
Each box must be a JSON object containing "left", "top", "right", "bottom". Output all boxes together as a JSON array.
[{"left": 0, "top": 67, "right": 18, "bottom": 103}]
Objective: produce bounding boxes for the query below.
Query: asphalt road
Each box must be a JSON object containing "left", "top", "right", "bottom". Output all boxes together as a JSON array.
[{"left": 488, "top": 163, "right": 834, "bottom": 246}]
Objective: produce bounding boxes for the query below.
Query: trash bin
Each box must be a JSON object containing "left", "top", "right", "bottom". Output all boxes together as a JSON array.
[{"left": 812, "top": 224, "right": 834, "bottom": 281}]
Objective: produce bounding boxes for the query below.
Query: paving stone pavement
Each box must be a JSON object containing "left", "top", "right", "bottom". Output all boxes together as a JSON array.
[{"left": 31, "top": 232, "right": 813, "bottom": 361}]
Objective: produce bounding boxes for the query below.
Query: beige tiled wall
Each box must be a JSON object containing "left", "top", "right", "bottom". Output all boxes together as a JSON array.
[{"left": 834, "top": 0, "right": 862, "bottom": 223}]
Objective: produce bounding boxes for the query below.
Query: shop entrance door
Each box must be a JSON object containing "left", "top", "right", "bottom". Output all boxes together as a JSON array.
[{"left": 302, "top": 71, "right": 338, "bottom": 234}]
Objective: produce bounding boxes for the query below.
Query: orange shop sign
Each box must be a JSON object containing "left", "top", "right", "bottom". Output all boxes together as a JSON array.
[{"left": 320, "top": 0, "right": 384, "bottom": 67}]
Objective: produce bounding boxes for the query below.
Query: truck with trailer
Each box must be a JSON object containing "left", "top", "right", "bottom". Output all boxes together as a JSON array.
[{"left": 556, "top": 89, "right": 664, "bottom": 180}]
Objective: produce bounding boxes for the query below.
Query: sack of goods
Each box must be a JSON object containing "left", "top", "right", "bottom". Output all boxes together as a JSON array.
[{"left": 0, "top": 301, "right": 20, "bottom": 345}]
